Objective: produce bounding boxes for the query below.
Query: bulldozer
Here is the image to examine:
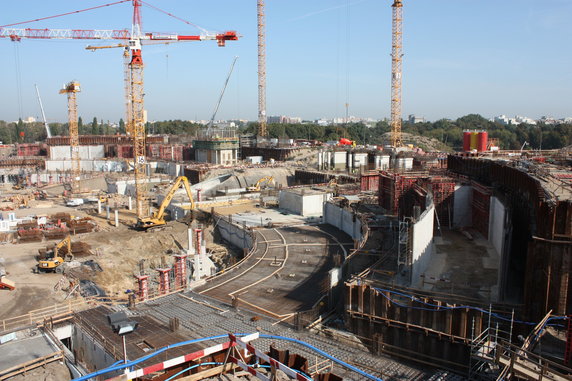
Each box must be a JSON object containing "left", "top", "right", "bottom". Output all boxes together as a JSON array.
[
  {"left": 246, "top": 176, "right": 275, "bottom": 192},
  {"left": 37, "top": 235, "right": 74, "bottom": 272},
  {"left": 136, "top": 176, "right": 195, "bottom": 231}
]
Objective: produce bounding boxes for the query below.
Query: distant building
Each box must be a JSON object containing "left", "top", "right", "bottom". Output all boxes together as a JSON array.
[
  {"left": 267, "top": 116, "right": 302, "bottom": 124},
  {"left": 493, "top": 115, "right": 536, "bottom": 126},
  {"left": 408, "top": 114, "right": 426, "bottom": 124}
]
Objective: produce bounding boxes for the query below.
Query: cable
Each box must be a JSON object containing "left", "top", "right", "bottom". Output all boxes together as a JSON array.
[
  {"left": 164, "top": 362, "right": 221, "bottom": 381},
  {"left": 0, "top": 1, "right": 131, "bottom": 28},
  {"left": 73, "top": 333, "right": 383, "bottom": 381},
  {"left": 140, "top": 1, "right": 208, "bottom": 34}
]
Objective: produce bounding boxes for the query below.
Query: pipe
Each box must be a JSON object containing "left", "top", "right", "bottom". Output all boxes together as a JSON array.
[
  {"left": 164, "top": 362, "right": 221, "bottom": 381},
  {"left": 72, "top": 333, "right": 383, "bottom": 381}
]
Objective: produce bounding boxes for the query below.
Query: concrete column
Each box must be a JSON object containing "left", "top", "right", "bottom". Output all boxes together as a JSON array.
[
  {"left": 157, "top": 268, "right": 171, "bottom": 295},
  {"left": 97, "top": 200, "right": 102, "bottom": 214},
  {"left": 196, "top": 189, "right": 202, "bottom": 202},
  {"left": 195, "top": 228, "right": 203, "bottom": 255},
  {"left": 106, "top": 205, "right": 110, "bottom": 220},
  {"left": 173, "top": 254, "right": 188, "bottom": 289},
  {"left": 187, "top": 228, "right": 195, "bottom": 255},
  {"left": 128, "top": 196, "right": 132, "bottom": 211},
  {"left": 115, "top": 210, "right": 119, "bottom": 227},
  {"left": 135, "top": 275, "right": 149, "bottom": 301}
]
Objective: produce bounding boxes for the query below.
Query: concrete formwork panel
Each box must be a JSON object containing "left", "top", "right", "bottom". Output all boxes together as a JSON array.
[{"left": 411, "top": 204, "right": 435, "bottom": 284}]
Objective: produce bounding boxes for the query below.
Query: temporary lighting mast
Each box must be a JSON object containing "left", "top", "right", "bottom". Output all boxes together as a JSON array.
[
  {"left": 257, "top": 0, "right": 267, "bottom": 138},
  {"left": 59, "top": 81, "right": 81, "bottom": 194},
  {"left": 390, "top": 0, "right": 404, "bottom": 148}
]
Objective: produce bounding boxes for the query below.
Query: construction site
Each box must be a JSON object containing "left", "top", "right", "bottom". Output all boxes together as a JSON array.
[{"left": 0, "top": 1, "right": 570, "bottom": 381}]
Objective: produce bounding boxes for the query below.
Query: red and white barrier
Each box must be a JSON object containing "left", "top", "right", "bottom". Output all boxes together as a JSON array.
[{"left": 106, "top": 333, "right": 260, "bottom": 381}]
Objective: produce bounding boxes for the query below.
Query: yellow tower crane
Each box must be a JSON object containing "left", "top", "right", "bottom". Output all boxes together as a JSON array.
[
  {"left": 59, "top": 81, "right": 81, "bottom": 194},
  {"left": 257, "top": 0, "right": 268, "bottom": 139},
  {"left": 390, "top": 0, "right": 404, "bottom": 148}
]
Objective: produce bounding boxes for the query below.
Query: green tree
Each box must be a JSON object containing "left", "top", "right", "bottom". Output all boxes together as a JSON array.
[
  {"left": 91, "top": 117, "right": 98, "bottom": 135},
  {"left": 119, "top": 118, "right": 125, "bottom": 134}
]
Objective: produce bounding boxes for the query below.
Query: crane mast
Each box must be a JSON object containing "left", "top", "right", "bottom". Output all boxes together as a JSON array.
[
  {"left": 257, "top": 0, "right": 267, "bottom": 138},
  {"left": 129, "top": 0, "right": 147, "bottom": 218},
  {"left": 123, "top": 47, "right": 133, "bottom": 136},
  {"left": 59, "top": 81, "right": 81, "bottom": 194},
  {"left": 390, "top": 0, "right": 403, "bottom": 148}
]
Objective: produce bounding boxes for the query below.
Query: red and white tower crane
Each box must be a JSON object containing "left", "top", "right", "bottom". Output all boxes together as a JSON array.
[{"left": 1, "top": 0, "right": 239, "bottom": 218}]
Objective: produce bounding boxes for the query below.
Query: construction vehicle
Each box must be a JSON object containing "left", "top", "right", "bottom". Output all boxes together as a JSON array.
[
  {"left": 136, "top": 176, "right": 195, "bottom": 231},
  {"left": 246, "top": 176, "right": 275, "bottom": 192},
  {"left": 37, "top": 235, "right": 74, "bottom": 272},
  {"left": 338, "top": 138, "right": 356, "bottom": 147}
]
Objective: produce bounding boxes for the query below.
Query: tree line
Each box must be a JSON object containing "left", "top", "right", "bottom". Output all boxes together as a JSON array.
[
  {"left": 0, "top": 114, "right": 569, "bottom": 150},
  {"left": 241, "top": 114, "right": 571, "bottom": 150}
]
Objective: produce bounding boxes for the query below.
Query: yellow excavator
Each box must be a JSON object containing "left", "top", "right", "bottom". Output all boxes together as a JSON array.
[
  {"left": 136, "top": 176, "right": 195, "bottom": 230},
  {"left": 37, "top": 235, "right": 73, "bottom": 272},
  {"left": 246, "top": 176, "right": 275, "bottom": 192}
]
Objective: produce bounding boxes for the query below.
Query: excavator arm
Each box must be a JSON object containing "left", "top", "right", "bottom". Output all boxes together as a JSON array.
[
  {"left": 152, "top": 176, "right": 195, "bottom": 221},
  {"left": 54, "top": 235, "right": 71, "bottom": 258},
  {"left": 137, "top": 176, "right": 195, "bottom": 230},
  {"left": 247, "top": 176, "right": 275, "bottom": 192}
]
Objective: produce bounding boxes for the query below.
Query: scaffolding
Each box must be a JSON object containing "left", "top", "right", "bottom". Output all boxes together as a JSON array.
[{"left": 397, "top": 219, "right": 410, "bottom": 267}]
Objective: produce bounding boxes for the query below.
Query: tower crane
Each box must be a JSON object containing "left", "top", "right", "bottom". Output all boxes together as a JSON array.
[
  {"left": 257, "top": 0, "right": 268, "bottom": 139},
  {"left": 59, "top": 81, "right": 81, "bottom": 194},
  {"left": 390, "top": 0, "right": 404, "bottom": 148},
  {"left": 1, "top": 1, "right": 239, "bottom": 218}
]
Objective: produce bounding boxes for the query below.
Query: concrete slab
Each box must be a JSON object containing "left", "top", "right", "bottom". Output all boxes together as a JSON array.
[
  {"left": 417, "top": 229, "right": 500, "bottom": 302},
  {"left": 0, "top": 334, "right": 59, "bottom": 373}
]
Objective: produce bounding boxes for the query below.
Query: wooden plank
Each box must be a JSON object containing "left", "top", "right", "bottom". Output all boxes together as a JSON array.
[{"left": 176, "top": 364, "right": 239, "bottom": 381}]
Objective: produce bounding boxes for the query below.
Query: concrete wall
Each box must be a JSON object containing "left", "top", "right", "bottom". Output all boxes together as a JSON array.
[
  {"left": 488, "top": 196, "right": 506, "bottom": 257},
  {"left": 352, "top": 153, "right": 368, "bottom": 169},
  {"left": 332, "top": 151, "right": 347, "bottom": 169},
  {"left": 323, "top": 202, "right": 362, "bottom": 241},
  {"left": 375, "top": 155, "right": 390, "bottom": 170},
  {"left": 45, "top": 160, "right": 126, "bottom": 172},
  {"left": 411, "top": 204, "right": 435, "bottom": 283},
  {"left": 49, "top": 145, "right": 105, "bottom": 160},
  {"left": 108, "top": 177, "right": 163, "bottom": 195},
  {"left": 215, "top": 216, "right": 253, "bottom": 250},
  {"left": 453, "top": 185, "right": 473, "bottom": 228},
  {"left": 279, "top": 191, "right": 332, "bottom": 216},
  {"left": 72, "top": 325, "right": 119, "bottom": 376},
  {"left": 155, "top": 162, "right": 182, "bottom": 177}
]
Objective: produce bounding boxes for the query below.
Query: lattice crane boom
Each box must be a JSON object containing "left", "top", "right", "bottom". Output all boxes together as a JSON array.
[
  {"left": 390, "top": 0, "right": 403, "bottom": 148},
  {"left": 59, "top": 81, "right": 81, "bottom": 194}
]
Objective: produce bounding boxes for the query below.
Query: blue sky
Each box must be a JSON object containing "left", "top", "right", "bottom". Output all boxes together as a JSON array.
[{"left": 0, "top": 0, "right": 570, "bottom": 123}]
